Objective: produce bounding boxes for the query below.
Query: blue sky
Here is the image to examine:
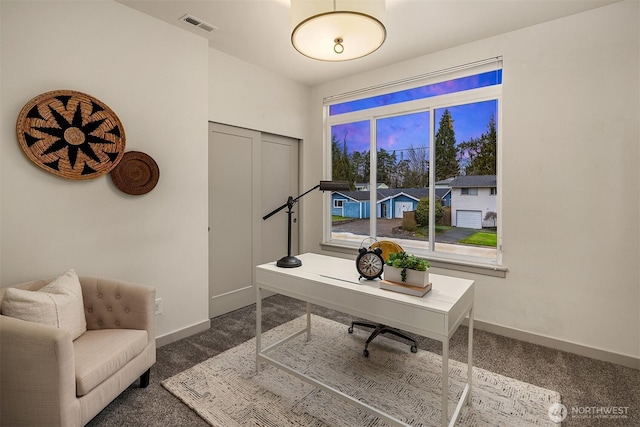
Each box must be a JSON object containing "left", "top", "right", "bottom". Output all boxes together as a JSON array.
[
  {"left": 330, "top": 70, "right": 501, "bottom": 116},
  {"left": 330, "top": 70, "right": 500, "bottom": 158},
  {"left": 331, "top": 99, "right": 497, "bottom": 157}
]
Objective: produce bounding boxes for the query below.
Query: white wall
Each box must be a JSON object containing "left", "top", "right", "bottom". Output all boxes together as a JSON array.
[
  {"left": 208, "top": 47, "right": 312, "bottom": 252},
  {"left": 209, "top": 49, "right": 310, "bottom": 140},
  {"left": 0, "top": 0, "right": 210, "bottom": 338},
  {"left": 308, "top": 1, "right": 640, "bottom": 361},
  {"left": 0, "top": 0, "right": 3, "bottom": 284}
]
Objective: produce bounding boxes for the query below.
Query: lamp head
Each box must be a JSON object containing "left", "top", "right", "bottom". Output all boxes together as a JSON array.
[{"left": 319, "top": 180, "right": 351, "bottom": 191}]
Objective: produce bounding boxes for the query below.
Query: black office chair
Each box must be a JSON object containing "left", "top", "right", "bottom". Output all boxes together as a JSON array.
[{"left": 348, "top": 240, "right": 418, "bottom": 357}]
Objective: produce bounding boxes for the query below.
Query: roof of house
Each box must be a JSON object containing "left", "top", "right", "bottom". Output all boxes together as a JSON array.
[
  {"left": 333, "top": 187, "right": 449, "bottom": 203},
  {"left": 435, "top": 177, "right": 456, "bottom": 186},
  {"left": 333, "top": 191, "right": 370, "bottom": 202},
  {"left": 449, "top": 175, "right": 496, "bottom": 188},
  {"left": 354, "top": 182, "right": 388, "bottom": 190}
]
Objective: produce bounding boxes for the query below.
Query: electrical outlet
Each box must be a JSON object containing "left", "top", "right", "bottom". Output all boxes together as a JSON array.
[{"left": 154, "top": 298, "right": 163, "bottom": 315}]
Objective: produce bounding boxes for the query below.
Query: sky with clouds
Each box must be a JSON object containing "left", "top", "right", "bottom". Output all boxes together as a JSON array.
[
  {"left": 332, "top": 100, "right": 497, "bottom": 157},
  {"left": 330, "top": 71, "right": 499, "bottom": 158}
]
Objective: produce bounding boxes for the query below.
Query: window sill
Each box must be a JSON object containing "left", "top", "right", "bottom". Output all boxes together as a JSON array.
[{"left": 320, "top": 241, "right": 508, "bottom": 278}]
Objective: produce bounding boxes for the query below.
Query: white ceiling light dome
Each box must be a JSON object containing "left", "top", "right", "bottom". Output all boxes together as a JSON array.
[{"left": 291, "top": 0, "right": 386, "bottom": 62}]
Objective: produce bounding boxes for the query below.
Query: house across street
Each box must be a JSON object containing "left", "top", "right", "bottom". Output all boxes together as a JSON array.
[
  {"left": 330, "top": 175, "right": 498, "bottom": 259},
  {"left": 331, "top": 175, "right": 497, "bottom": 230}
]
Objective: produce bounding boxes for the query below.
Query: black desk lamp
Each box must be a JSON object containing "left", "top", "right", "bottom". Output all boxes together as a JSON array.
[{"left": 263, "top": 180, "right": 350, "bottom": 268}]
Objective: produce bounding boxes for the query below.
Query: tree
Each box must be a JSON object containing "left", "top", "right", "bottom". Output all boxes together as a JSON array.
[
  {"left": 415, "top": 197, "right": 445, "bottom": 227},
  {"left": 484, "top": 211, "right": 497, "bottom": 227},
  {"left": 406, "top": 144, "right": 429, "bottom": 187},
  {"left": 331, "top": 133, "right": 352, "bottom": 183},
  {"left": 350, "top": 150, "right": 369, "bottom": 184},
  {"left": 392, "top": 144, "right": 428, "bottom": 188},
  {"left": 459, "top": 114, "right": 497, "bottom": 176},
  {"left": 400, "top": 167, "right": 423, "bottom": 188},
  {"left": 376, "top": 148, "right": 397, "bottom": 186},
  {"left": 393, "top": 160, "right": 409, "bottom": 187},
  {"left": 434, "top": 109, "right": 459, "bottom": 181}
]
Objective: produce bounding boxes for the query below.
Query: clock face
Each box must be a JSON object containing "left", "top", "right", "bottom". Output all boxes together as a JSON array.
[{"left": 357, "top": 251, "right": 384, "bottom": 280}]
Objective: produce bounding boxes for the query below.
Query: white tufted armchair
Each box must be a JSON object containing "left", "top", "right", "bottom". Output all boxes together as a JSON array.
[{"left": 0, "top": 276, "right": 156, "bottom": 427}]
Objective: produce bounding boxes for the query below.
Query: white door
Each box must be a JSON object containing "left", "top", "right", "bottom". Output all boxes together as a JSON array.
[
  {"left": 260, "top": 133, "right": 299, "bottom": 266},
  {"left": 208, "top": 123, "right": 299, "bottom": 318},
  {"left": 456, "top": 210, "right": 482, "bottom": 229},
  {"left": 395, "top": 202, "right": 413, "bottom": 218},
  {"left": 209, "top": 123, "right": 259, "bottom": 318}
]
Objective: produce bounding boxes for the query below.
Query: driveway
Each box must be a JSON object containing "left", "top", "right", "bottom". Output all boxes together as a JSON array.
[
  {"left": 332, "top": 218, "right": 477, "bottom": 243},
  {"left": 332, "top": 218, "right": 403, "bottom": 238},
  {"left": 436, "top": 227, "right": 477, "bottom": 243}
]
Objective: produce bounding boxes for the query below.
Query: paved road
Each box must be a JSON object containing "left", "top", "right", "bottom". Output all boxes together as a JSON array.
[
  {"left": 332, "top": 218, "right": 401, "bottom": 237},
  {"left": 436, "top": 227, "right": 477, "bottom": 243},
  {"left": 332, "top": 218, "right": 476, "bottom": 243}
]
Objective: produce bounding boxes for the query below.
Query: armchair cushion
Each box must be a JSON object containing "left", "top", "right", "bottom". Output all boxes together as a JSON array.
[
  {"left": 74, "top": 329, "right": 148, "bottom": 396},
  {"left": 1, "top": 269, "right": 87, "bottom": 340}
]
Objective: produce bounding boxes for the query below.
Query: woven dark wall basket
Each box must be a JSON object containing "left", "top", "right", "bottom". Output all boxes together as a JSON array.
[
  {"left": 111, "top": 151, "right": 159, "bottom": 195},
  {"left": 16, "top": 90, "right": 126, "bottom": 180}
]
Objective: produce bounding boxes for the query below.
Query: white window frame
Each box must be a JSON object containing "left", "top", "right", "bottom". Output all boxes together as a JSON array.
[{"left": 322, "top": 70, "right": 504, "bottom": 273}]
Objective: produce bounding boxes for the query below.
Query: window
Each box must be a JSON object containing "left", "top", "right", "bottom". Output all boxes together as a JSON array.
[
  {"left": 326, "top": 59, "right": 502, "bottom": 267},
  {"left": 334, "top": 199, "right": 344, "bottom": 208}
]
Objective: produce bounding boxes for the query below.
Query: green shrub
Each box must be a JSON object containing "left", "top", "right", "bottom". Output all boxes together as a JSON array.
[{"left": 415, "top": 197, "right": 445, "bottom": 226}]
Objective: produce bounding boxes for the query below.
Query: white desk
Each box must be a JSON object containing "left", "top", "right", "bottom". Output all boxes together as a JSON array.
[{"left": 256, "top": 253, "right": 474, "bottom": 427}]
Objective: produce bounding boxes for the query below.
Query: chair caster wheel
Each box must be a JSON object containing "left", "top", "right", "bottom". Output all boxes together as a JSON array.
[
  {"left": 348, "top": 326, "right": 353, "bottom": 334},
  {"left": 363, "top": 349, "right": 369, "bottom": 357},
  {"left": 411, "top": 345, "right": 418, "bottom": 353}
]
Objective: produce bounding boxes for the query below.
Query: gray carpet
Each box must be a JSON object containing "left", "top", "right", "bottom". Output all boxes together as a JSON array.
[
  {"left": 162, "top": 314, "right": 560, "bottom": 426},
  {"left": 87, "top": 294, "right": 640, "bottom": 427}
]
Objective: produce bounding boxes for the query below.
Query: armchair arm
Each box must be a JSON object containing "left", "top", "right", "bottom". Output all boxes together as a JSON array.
[
  {"left": 0, "top": 315, "right": 81, "bottom": 427},
  {"left": 79, "top": 277, "right": 155, "bottom": 344}
]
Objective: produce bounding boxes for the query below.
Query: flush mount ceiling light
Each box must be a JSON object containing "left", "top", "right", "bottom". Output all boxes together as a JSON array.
[{"left": 291, "top": 0, "right": 386, "bottom": 62}]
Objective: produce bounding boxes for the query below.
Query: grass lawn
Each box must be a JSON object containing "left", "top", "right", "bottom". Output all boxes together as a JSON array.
[
  {"left": 459, "top": 232, "right": 497, "bottom": 247},
  {"left": 332, "top": 215, "right": 352, "bottom": 222}
]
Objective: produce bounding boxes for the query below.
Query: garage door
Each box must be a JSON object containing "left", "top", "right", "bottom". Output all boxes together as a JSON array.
[
  {"left": 394, "top": 202, "right": 413, "bottom": 218},
  {"left": 456, "top": 210, "right": 482, "bottom": 229}
]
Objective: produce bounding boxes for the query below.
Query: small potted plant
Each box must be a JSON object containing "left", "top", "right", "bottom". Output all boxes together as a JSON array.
[{"left": 384, "top": 252, "right": 430, "bottom": 287}]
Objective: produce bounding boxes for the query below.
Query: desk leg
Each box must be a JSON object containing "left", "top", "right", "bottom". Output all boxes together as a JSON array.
[
  {"left": 306, "top": 302, "right": 311, "bottom": 342},
  {"left": 467, "top": 306, "right": 474, "bottom": 404},
  {"left": 442, "top": 336, "right": 449, "bottom": 426},
  {"left": 256, "top": 285, "right": 262, "bottom": 373}
]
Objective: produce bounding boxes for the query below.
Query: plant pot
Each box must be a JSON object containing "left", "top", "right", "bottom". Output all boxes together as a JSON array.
[{"left": 383, "top": 266, "right": 429, "bottom": 287}]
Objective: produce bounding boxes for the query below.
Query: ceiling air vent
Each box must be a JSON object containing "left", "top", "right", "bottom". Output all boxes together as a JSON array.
[{"left": 179, "top": 14, "right": 219, "bottom": 33}]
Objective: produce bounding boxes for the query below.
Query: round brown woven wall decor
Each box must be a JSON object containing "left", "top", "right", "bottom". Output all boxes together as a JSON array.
[
  {"left": 16, "top": 90, "right": 126, "bottom": 180},
  {"left": 110, "top": 151, "right": 159, "bottom": 195}
]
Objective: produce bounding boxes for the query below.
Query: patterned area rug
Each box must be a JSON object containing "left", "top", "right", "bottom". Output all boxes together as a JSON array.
[{"left": 162, "top": 315, "right": 561, "bottom": 426}]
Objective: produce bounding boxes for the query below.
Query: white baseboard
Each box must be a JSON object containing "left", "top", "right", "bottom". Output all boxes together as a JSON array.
[
  {"left": 155, "top": 319, "right": 211, "bottom": 348},
  {"left": 153, "top": 314, "right": 639, "bottom": 370},
  {"left": 210, "top": 286, "right": 255, "bottom": 318},
  {"left": 470, "top": 318, "right": 640, "bottom": 370}
]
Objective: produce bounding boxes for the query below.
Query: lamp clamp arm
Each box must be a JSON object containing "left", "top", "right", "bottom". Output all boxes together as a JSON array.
[
  {"left": 292, "top": 184, "right": 320, "bottom": 203},
  {"left": 262, "top": 184, "right": 321, "bottom": 221}
]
